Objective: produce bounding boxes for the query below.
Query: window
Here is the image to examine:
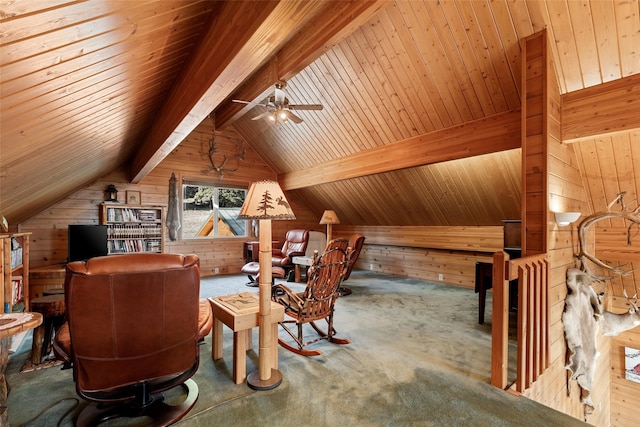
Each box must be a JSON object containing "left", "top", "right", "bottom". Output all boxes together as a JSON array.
[{"left": 182, "top": 182, "right": 247, "bottom": 238}]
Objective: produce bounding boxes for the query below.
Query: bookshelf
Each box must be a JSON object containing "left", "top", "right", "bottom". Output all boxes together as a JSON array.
[
  {"left": 100, "top": 204, "right": 164, "bottom": 255},
  {"left": 1, "top": 232, "right": 31, "bottom": 312}
]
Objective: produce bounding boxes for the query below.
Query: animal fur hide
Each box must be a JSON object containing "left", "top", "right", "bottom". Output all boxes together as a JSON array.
[
  {"left": 166, "top": 172, "right": 181, "bottom": 241},
  {"left": 562, "top": 268, "right": 603, "bottom": 418}
]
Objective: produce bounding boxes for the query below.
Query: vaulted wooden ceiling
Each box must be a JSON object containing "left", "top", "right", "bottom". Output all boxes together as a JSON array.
[{"left": 1, "top": 1, "right": 639, "bottom": 226}]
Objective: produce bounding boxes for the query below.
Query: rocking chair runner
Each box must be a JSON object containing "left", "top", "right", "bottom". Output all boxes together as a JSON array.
[{"left": 272, "top": 238, "right": 353, "bottom": 357}]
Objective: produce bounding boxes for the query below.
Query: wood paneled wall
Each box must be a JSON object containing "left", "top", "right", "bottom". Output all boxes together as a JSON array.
[
  {"left": 21, "top": 123, "right": 321, "bottom": 275},
  {"left": 609, "top": 295, "right": 640, "bottom": 427},
  {"left": 336, "top": 225, "right": 502, "bottom": 289},
  {"left": 519, "top": 30, "right": 610, "bottom": 426}
]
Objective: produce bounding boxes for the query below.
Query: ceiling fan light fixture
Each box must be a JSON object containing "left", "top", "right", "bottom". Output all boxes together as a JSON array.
[{"left": 234, "top": 81, "right": 323, "bottom": 125}]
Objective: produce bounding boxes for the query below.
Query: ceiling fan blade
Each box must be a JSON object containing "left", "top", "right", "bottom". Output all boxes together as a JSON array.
[
  {"left": 233, "top": 99, "right": 267, "bottom": 109},
  {"left": 251, "top": 111, "right": 271, "bottom": 121},
  {"left": 288, "top": 104, "right": 323, "bottom": 111},
  {"left": 287, "top": 111, "right": 303, "bottom": 124}
]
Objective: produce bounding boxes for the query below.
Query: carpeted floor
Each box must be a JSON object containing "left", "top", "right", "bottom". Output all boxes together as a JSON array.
[{"left": 4, "top": 270, "right": 587, "bottom": 426}]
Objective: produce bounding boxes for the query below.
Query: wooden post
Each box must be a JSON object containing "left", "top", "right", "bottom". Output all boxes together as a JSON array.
[
  {"left": 246, "top": 219, "right": 282, "bottom": 390},
  {"left": 491, "top": 250, "right": 509, "bottom": 389}
]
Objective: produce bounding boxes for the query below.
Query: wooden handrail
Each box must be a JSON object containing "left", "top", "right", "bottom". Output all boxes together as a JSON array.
[{"left": 491, "top": 251, "right": 550, "bottom": 391}]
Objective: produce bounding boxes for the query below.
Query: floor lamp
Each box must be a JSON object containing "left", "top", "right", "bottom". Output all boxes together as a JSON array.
[
  {"left": 319, "top": 210, "right": 340, "bottom": 242},
  {"left": 238, "top": 180, "right": 295, "bottom": 390}
]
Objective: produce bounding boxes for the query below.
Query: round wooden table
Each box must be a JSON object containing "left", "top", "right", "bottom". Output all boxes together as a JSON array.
[{"left": 0, "top": 313, "right": 43, "bottom": 407}]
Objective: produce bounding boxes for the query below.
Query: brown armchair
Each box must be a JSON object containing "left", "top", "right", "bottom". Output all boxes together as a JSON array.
[
  {"left": 53, "top": 253, "right": 211, "bottom": 426},
  {"left": 271, "top": 229, "right": 309, "bottom": 279},
  {"left": 339, "top": 233, "right": 365, "bottom": 296}
]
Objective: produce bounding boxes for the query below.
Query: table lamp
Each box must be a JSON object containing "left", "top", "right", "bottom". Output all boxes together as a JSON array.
[
  {"left": 319, "top": 210, "right": 340, "bottom": 241},
  {"left": 238, "top": 180, "right": 295, "bottom": 390}
]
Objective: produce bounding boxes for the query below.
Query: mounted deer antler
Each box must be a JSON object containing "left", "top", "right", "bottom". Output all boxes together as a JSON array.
[
  {"left": 577, "top": 192, "right": 640, "bottom": 278},
  {"left": 207, "top": 136, "right": 245, "bottom": 179},
  {"left": 204, "top": 114, "right": 245, "bottom": 179}
]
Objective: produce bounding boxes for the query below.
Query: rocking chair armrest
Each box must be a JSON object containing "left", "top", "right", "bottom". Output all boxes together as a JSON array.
[{"left": 272, "top": 284, "right": 304, "bottom": 306}]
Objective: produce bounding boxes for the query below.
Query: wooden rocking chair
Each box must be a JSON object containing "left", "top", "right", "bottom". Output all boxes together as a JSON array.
[{"left": 272, "top": 238, "right": 353, "bottom": 356}]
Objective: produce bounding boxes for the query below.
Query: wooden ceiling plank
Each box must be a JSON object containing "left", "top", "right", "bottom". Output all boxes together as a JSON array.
[
  {"left": 2, "top": 51, "right": 187, "bottom": 141},
  {"left": 470, "top": 0, "right": 521, "bottom": 110},
  {"left": 614, "top": 0, "right": 640, "bottom": 77},
  {"left": 322, "top": 46, "right": 400, "bottom": 151},
  {"left": 343, "top": 29, "right": 406, "bottom": 143},
  {"left": 380, "top": 4, "right": 445, "bottom": 132},
  {"left": 279, "top": 109, "right": 520, "bottom": 190},
  {"left": 1, "top": 64, "right": 182, "bottom": 161},
  {"left": 299, "top": 71, "right": 367, "bottom": 161},
  {"left": 414, "top": 0, "right": 482, "bottom": 123},
  {"left": 213, "top": 0, "right": 391, "bottom": 128},
  {"left": 566, "top": 0, "right": 602, "bottom": 88},
  {"left": 1, "top": 20, "right": 202, "bottom": 101},
  {"left": 487, "top": 0, "right": 523, "bottom": 103},
  {"left": 413, "top": 0, "right": 469, "bottom": 125},
  {"left": 2, "top": 39, "right": 189, "bottom": 123},
  {"left": 358, "top": 17, "right": 416, "bottom": 139},
  {"left": 1, "top": 1, "right": 208, "bottom": 81},
  {"left": 545, "top": 0, "right": 585, "bottom": 92},
  {"left": 0, "top": 1, "right": 116, "bottom": 44},
  {"left": 434, "top": 0, "right": 499, "bottom": 119},
  {"left": 455, "top": 0, "right": 509, "bottom": 113},
  {"left": 367, "top": 7, "right": 429, "bottom": 136},
  {"left": 302, "top": 59, "right": 357, "bottom": 152},
  {"left": 129, "top": 0, "right": 304, "bottom": 183},
  {"left": 589, "top": 0, "right": 622, "bottom": 83},
  {"left": 334, "top": 38, "right": 394, "bottom": 148}
]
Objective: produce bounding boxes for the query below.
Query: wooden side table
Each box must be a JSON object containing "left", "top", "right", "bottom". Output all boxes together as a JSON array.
[
  {"left": 292, "top": 256, "right": 314, "bottom": 283},
  {"left": 0, "top": 313, "right": 43, "bottom": 406},
  {"left": 209, "top": 293, "right": 284, "bottom": 384}
]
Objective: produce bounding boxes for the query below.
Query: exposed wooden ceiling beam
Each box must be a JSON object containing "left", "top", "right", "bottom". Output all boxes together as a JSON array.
[
  {"left": 279, "top": 109, "right": 521, "bottom": 190},
  {"left": 562, "top": 74, "right": 640, "bottom": 143},
  {"left": 129, "top": 0, "right": 330, "bottom": 183},
  {"left": 214, "top": 0, "right": 391, "bottom": 128}
]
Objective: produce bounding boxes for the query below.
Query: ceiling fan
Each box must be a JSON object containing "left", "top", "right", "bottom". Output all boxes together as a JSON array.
[{"left": 233, "top": 81, "right": 323, "bottom": 124}]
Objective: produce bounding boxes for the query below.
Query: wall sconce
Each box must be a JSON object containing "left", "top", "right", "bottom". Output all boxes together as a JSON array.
[
  {"left": 555, "top": 212, "right": 581, "bottom": 226},
  {"left": 104, "top": 184, "right": 119, "bottom": 202}
]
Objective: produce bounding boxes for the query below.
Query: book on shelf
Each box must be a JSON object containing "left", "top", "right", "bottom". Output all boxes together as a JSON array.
[{"left": 11, "top": 275, "right": 23, "bottom": 304}]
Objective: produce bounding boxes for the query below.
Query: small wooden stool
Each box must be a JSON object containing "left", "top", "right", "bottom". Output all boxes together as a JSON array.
[{"left": 30, "top": 294, "right": 66, "bottom": 365}]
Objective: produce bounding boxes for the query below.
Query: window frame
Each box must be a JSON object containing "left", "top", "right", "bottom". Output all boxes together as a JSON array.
[{"left": 180, "top": 179, "right": 248, "bottom": 240}]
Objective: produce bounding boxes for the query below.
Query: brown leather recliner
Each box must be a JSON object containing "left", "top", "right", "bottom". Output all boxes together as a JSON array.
[
  {"left": 53, "top": 253, "right": 211, "bottom": 426},
  {"left": 271, "top": 229, "right": 309, "bottom": 279},
  {"left": 339, "top": 233, "right": 365, "bottom": 296}
]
